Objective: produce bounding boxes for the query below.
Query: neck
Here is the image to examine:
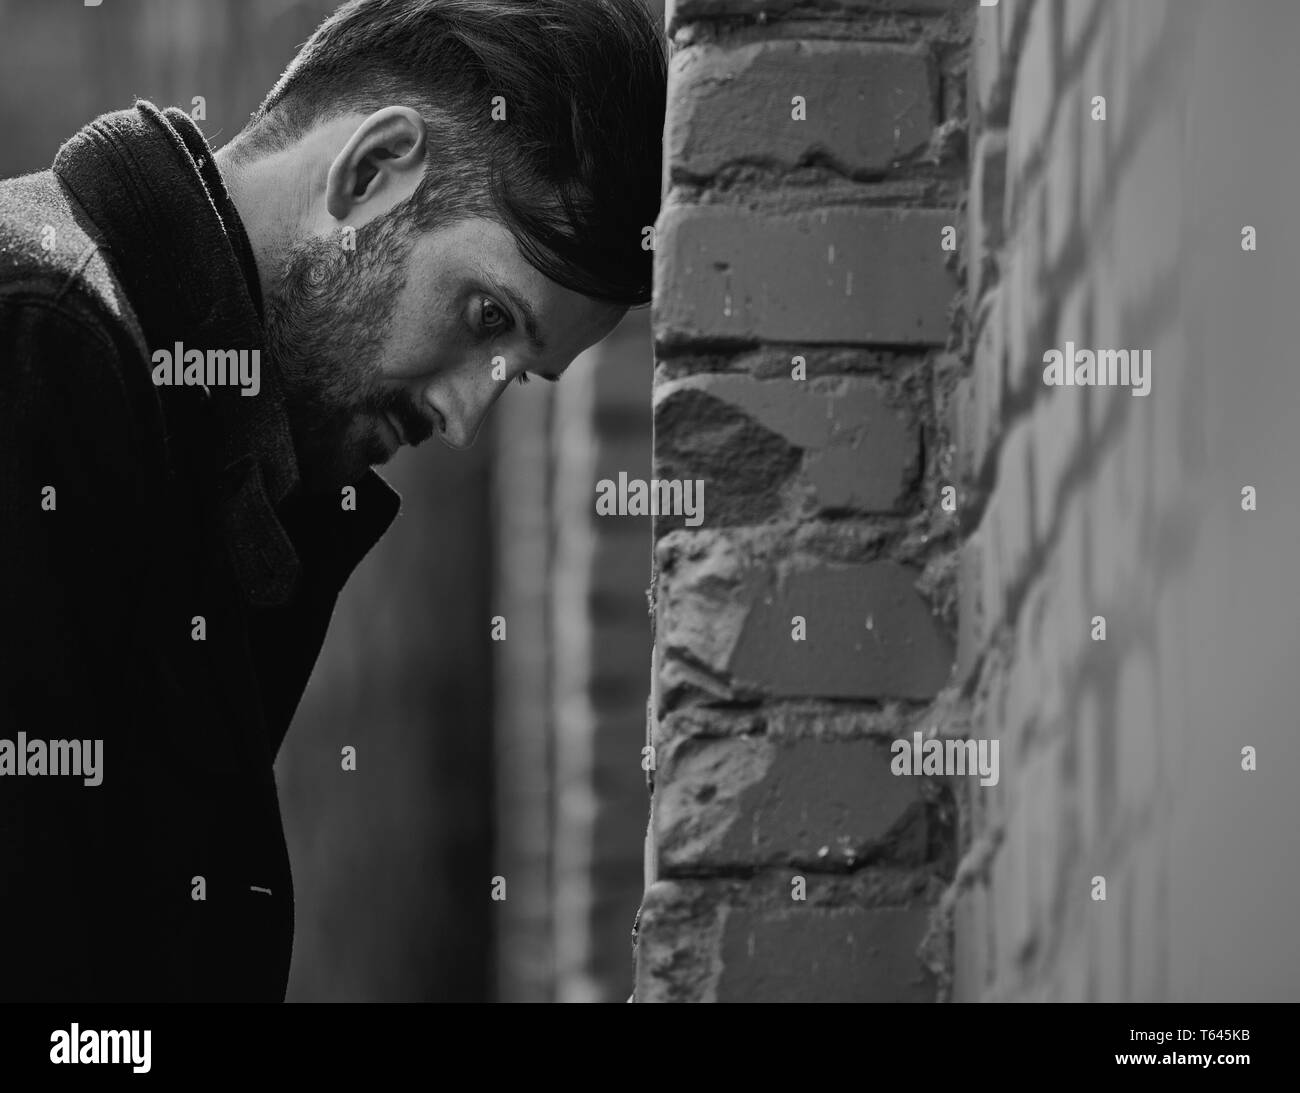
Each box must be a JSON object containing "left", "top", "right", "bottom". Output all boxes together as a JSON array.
[{"left": 215, "top": 142, "right": 303, "bottom": 307}]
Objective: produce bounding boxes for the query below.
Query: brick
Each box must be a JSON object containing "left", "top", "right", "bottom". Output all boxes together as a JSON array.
[
  {"left": 1020, "top": 738, "right": 1064, "bottom": 946},
  {"left": 967, "top": 285, "right": 1006, "bottom": 479},
  {"left": 999, "top": 234, "right": 1026, "bottom": 395},
  {"left": 656, "top": 534, "right": 955, "bottom": 703},
  {"left": 978, "top": 510, "right": 1005, "bottom": 640},
  {"left": 1002, "top": 588, "right": 1043, "bottom": 756},
  {"left": 644, "top": 783, "right": 659, "bottom": 887},
  {"left": 1031, "top": 385, "right": 1079, "bottom": 545},
  {"left": 655, "top": 372, "right": 920, "bottom": 522},
  {"left": 1055, "top": 492, "right": 1089, "bottom": 667},
  {"left": 634, "top": 877, "right": 939, "bottom": 1002},
  {"left": 953, "top": 883, "right": 991, "bottom": 1001},
  {"left": 967, "top": 130, "right": 1008, "bottom": 304},
  {"left": 633, "top": 880, "right": 719, "bottom": 1002},
  {"left": 990, "top": 416, "right": 1034, "bottom": 603},
  {"left": 1043, "top": 85, "right": 1081, "bottom": 272},
  {"left": 655, "top": 703, "right": 910, "bottom": 749},
  {"left": 717, "top": 903, "right": 936, "bottom": 1002},
  {"left": 999, "top": 0, "right": 1035, "bottom": 59},
  {"left": 1053, "top": 256, "right": 1092, "bottom": 351},
  {"left": 1003, "top": 186, "right": 1048, "bottom": 396},
  {"left": 667, "top": 0, "right": 963, "bottom": 31},
  {"left": 1078, "top": 10, "right": 1112, "bottom": 221},
  {"left": 653, "top": 205, "right": 959, "bottom": 347},
  {"left": 970, "top": 0, "right": 1009, "bottom": 131},
  {"left": 976, "top": 676, "right": 1012, "bottom": 825},
  {"left": 954, "top": 528, "right": 987, "bottom": 686},
  {"left": 952, "top": 375, "right": 977, "bottom": 484},
  {"left": 1009, "top": 0, "right": 1057, "bottom": 164},
  {"left": 989, "top": 798, "right": 1034, "bottom": 977},
  {"left": 655, "top": 735, "right": 928, "bottom": 871},
  {"left": 667, "top": 40, "right": 936, "bottom": 178}
]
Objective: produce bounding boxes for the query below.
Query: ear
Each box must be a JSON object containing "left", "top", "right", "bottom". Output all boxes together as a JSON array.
[{"left": 324, "top": 106, "right": 426, "bottom": 222}]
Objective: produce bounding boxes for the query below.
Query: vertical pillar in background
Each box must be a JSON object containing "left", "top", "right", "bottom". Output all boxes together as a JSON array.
[
  {"left": 492, "top": 311, "right": 656, "bottom": 1004},
  {"left": 551, "top": 338, "right": 602, "bottom": 1002},
  {"left": 580, "top": 312, "right": 657, "bottom": 999},
  {"left": 637, "top": 0, "right": 970, "bottom": 1001},
  {"left": 492, "top": 387, "right": 557, "bottom": 1002},
  {"left": 551, "top": 311, "right": 657, "bottom": 1002}
]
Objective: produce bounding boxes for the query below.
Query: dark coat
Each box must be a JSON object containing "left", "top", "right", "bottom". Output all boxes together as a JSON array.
[{"left": 0, "top": 102, "right": 401, "bottom": 1001}]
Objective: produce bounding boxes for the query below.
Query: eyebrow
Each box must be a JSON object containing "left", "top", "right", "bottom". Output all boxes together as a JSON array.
[{"left": 496, "top": 281, "right": 549, "bottom": 360}]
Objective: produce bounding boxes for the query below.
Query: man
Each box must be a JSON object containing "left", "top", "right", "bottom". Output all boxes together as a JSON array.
[{"left": 0, "top": 0, "right": 664, "bottom": 1001}]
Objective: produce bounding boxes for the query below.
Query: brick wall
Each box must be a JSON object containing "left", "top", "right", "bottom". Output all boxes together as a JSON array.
[
  {"left": 953, "top": 0, "right": 1300, "bottom": 1002},
  {"left": 637, "top": 0, "right": 971, "bottom": 1002}
]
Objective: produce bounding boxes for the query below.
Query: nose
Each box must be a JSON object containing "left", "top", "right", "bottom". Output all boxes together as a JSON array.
[{"left": 423, "top": 366, "right": 505, "bottom": 450}]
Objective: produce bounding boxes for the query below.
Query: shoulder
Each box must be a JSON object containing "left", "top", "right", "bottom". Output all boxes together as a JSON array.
[
  {"left": 0, "top": 170, "right": 162, "bottom": 468},
  {"left": 0, "top": 168, "right": 148, "bottom": 360}
]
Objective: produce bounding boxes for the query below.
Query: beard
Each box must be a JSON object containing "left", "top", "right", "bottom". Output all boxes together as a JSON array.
[{"left": 262, "top": 207, "right": 433, "bottom": 495}]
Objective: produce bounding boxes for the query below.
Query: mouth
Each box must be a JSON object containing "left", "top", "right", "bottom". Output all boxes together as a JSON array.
[{"left": 379, "top": 412, "right": 403, "bottom": 453}]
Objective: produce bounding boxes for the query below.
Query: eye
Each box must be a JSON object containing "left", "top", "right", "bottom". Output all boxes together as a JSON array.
[
  {"left": 515, "top": 372, "right": 531, "bottom": 386},
  {"left": 478, "top": 296, "right": 510, "bottom": 333}
]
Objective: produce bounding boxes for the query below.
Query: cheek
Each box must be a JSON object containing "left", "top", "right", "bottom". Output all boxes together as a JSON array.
[{"left": 377, "top": 308, "right": 456, "bottom": 382}]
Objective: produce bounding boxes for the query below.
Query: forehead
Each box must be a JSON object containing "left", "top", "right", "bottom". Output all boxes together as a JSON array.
[{"left": 405, "top": 216, "right": 624, "bottom": 363}]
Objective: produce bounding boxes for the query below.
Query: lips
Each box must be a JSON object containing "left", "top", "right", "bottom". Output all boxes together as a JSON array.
[
  {"left": 376, "top": 405, "right": 440, "bottom": 453},
  {"left": 378, "top": 413, "right": 402, "bottom": 453}
]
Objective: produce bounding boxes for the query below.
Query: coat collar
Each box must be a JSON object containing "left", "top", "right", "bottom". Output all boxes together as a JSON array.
[{"left": 52, "top": 100, "right": 400, "bottom": 606}]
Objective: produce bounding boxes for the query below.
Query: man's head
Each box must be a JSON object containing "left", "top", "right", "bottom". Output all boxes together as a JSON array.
[{"left": 217, "top": 0, "right": 666, "bottom": 492}]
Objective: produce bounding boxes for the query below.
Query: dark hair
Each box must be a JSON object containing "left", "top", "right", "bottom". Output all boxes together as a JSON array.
[{"left": 229, "top": 0, "right": 666, "bottom": 307}]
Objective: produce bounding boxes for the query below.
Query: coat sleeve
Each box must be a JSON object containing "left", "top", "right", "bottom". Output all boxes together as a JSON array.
[{"left": 0, "top": 294, "right": 165, "bottom": 998}]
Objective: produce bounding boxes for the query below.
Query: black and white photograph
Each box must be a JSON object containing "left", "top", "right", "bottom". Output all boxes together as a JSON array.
[{"left": 0, "top": 0, "right": 1295, "bottom": 1072}]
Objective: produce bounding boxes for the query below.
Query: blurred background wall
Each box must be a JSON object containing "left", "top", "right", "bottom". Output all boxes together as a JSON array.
[
  {"left": 493, "top": 311, "right": 654, "bottom": 1003},
  {"left": 956, "top": 0, "right": 1300, "bottom": 1001},
  {"left": 0, "top": 0, "right": 661, "bottom": 1002}
]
